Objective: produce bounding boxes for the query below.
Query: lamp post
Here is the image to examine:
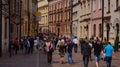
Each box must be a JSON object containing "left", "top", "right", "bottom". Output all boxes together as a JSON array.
[
  {"left": 28, "top": 0, "right": 30, "bottom": 36},
  {"left": 0, "top": 0, "right": 2, "bottom": 57},
  {"left": 102, "top": 0, "right": 104, "bottom": 41},
  {"left": 19, "top": 0, "right": 22, "bottom": 39},
  {"left": 90, "top": 0, "right": 93, "bottom": 38}
]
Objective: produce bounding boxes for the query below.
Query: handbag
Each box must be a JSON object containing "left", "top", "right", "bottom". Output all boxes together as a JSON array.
[
  {"left": 49, "top": 44, "right": 54, "bottom": 52},
  {"left": 49, "top": 48, "right": 54, "bottom": 52}
]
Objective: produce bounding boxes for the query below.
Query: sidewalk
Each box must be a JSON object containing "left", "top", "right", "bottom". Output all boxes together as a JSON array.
[
  {"left": 0, "top": 51, "right": 52, "bottom": 67},
  {"left": 0, "top": 48, "right": 119, "bottom": 67}
]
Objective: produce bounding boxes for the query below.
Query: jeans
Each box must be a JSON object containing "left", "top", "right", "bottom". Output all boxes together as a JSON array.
[
  {"left": 47, "top": 52, "right": 52, "bottom": 63},
  {"left": 83, "top": 55, "right": 90, "bottom": 67},
  {"left": 68, "top": 53, "right": 74, "bottom": 64},
  {"left": 94, "top": 55, "right": 100, "bottom": 62},
  {"left": 74, "top": 44, "right": 78, "bottom": 53},
  {"left": 106, "top": 56, "right": 112, "bottom": 67}
]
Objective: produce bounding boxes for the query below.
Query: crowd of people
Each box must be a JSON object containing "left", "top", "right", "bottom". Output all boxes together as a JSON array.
[
  {"left": 9, "top": 36, "right": 41, "bottom": 56},
  {"left": 8, "top": 35, "right": 115, "bottom": 67}
]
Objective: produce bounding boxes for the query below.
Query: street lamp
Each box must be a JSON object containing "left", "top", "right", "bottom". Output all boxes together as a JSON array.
[
  {"left": 19, "top": 0, "right": 22, "bottom": 39},
  {"left": 0, "top": 0, "right": 3, "bottom": 57},
  {"left": 28, "top": 0, "right": 30, "bottom": 36},
  {"left": 102, "top": 0, "right": 104, "bottom": 41}
]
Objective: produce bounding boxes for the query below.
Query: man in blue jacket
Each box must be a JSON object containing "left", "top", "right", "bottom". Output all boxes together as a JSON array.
[{"left": 104, "top": 42, "right": 114, "bottom": 67}]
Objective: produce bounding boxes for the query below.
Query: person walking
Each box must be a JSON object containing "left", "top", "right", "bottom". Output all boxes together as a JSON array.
[
  {"left": 45, "top": 40, "right": 54, "bottom": 64},
  {"left": 34, "top": 37, "right": 38, "bottom": 52},
  {"left": 104, "top": 42, "right": 114, "bottom": 67},
  {"left": 67, "top": 39, "right": 74, "bottom": 64},
  {"left": 58, "top": 38, "right": 65, "bottom": 64},
  {"left": 13, "top": 38, "right": 19, "bottom": 55},
  {"left": 92, "top": 40, "right": 103, "bottom": 67},
  {"left": 72, "top": 36, "right": 79, "bottom": 53},
  {"left": 9, "top": 40, "right": 14, "bottom": 57},
  {"left": 81, "top": 40, "right": 91, "bottom": 67},
  {"left": 29, "top": 36, "right": 34, "bottom": 54},
  {"left": 25, "top": 37, "right": 31, "bottom": 54}
]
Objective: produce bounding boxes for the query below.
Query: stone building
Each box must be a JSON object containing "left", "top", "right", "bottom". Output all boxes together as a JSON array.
[
  {"left": 80, "top": 0, "right": 91, "bottom": 39},
  {"left": 0, "top": 0, "right": 37, "bottom": 57},
  {"left": 21, "top": 0, "right": 37, "bottom": 37},
  {"left": 48, "top": 0, "right": 72, "bottom": 37},
  {"left": 92, "top": 0, "right": 102, "bottom": 39},
  {"left": 103, "top": 0, "right": 120, "bottom": 46},
  {"left": 72, "top": 0, "right": 80, "bottom": 39},
  {"left": 38, "top": 0, "right": 49, "bottom": 34}
]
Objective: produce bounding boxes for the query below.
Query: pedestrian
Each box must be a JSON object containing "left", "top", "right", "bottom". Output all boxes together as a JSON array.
[
  {"left": 81, "top": 40, "right": 91, "bottom": 67},
  {"left": 9, "top": 40, "right": 14, "bottom": 57},
  {"left": 29, "top": 36, "right": 34, "bottom": 54},
  {"left": 88, "top": 40, "right": 93, "bottom": 61},
  {"left": 104, "top": 42, "right": 114, "bottom": 67},
  {"left": 58, "top": 38, "right": 65, "bottom": 64},
  {"left": 45, "top": 39, "right": 54, "bottom": 64},
  {"left": 25, "top": 37, "right": 31, "bottom": 54},
  {"left": 72, "top": 36, "right": 79, "bottom": 53},
  {"left": 54, "top": 37, "right": 58, "bottom": 50},
  {"left": 92, "top": 40, "right": 103, "bottom": 67},
  {"left": 67, "top": 39, "right": 74, "bottom": 64},
  {"left": 20, "top": 38, "right": 24, "bottom": 52},
  {"left": 34, "top": 37, "right": 38, "bottom": 52},
  {"left": 13, "top": 38, "right": 19, "bottom": 55}
]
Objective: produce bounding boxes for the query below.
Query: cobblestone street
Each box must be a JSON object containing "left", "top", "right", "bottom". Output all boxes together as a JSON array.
[{"left": 0, "top": 47, "right": 120, "bottom": 67}]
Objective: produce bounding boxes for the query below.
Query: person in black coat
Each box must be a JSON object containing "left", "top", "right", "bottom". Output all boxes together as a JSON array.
[{"left": 81, "top": 40, "right": 91, "bottom": 67}]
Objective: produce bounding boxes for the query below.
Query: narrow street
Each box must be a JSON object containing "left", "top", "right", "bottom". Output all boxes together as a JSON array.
[{"left": 0, "top": 47, "right": 120, "bottom": 67}]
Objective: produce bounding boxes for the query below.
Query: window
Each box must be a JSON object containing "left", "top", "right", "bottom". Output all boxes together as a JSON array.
[
  {"left": 56, "top": 14, "right": 58, "bottom": 21},
  {"left": 93, "top": 24, "right": 96, "bottom": 37},
  {"left": 98, "top": 0, "right": 102, "bottom": 9},
  {"left": 99, "top": 24, "right": 102, "bottom": 37},
  {"left": 93, "top": 0, "right": 96, "bottom": 11},
  {"left": 53, "top": 15, "right": 55, "bottom": 22},
  {"left": 64, "top": 0, "right": 66, "bottom": 7},
  {"left": 67, "top": 11, "right": 69, "bottom": 19},
  {"left": 87, "top": 0, "right": 90, "bottom": 13},
  {"left": 60, "top": 2, "right": 62, "bottom": 9},
  {"left": 67, "top": 0, "right": 69, "bottom": 7},
  {"left": 115, "top": 0, "right": 119, "bottom": 11},
  {"left": 107, "top": 0, "right": 110, "bottom": 13},
  {"left": 60, "top": 13, "right": 62, "bottom": 21}
]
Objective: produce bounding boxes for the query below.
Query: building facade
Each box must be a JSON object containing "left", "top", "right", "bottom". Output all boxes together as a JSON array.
[
  {"left": 0, "top": 0, "right": 10, "bottom": 56},
  {"left": 80, "top": 0, "right": 91, "bottom": 39},
  {"left": 72, "top": 0, "right": 80, "bottom": 39},
  {"left": 38, "top": 0, "right": 49, "bottom": 34},
  {"left": 21, "top": 0, "right": 37, "bottom": 37},
  {"left": 92, "top": 0, "right": 102, "bottom": 39},
  {"left": 0, "top": 0, "right": 37, "bottom": 57},
  {"left": 103, "top": 0, "right": 120, "bottom": 46},
  {"left": 48, "top": 0, "right": 72, "bottom": 37}
]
